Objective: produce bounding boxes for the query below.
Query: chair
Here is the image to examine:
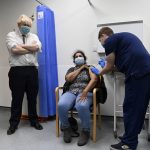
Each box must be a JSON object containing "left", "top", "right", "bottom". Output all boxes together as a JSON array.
[{"left": 55, "top": 86, "right": 101, "bottom": 143}]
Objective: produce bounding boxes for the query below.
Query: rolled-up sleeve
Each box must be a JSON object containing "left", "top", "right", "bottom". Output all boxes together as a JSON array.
[
  {"left": 33, "top": 34, "right": 42, "bottom": 52},
  {"left": 6, "top": 32, "right": 17, "bottom": 51},
  {"left": 104, "top": 34, "right": 118, "bottom": 56}
]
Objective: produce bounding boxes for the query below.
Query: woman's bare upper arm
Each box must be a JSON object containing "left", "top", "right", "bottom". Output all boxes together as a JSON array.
[{"left": 89, "top": 68, "right": 98, "bottom": 81}]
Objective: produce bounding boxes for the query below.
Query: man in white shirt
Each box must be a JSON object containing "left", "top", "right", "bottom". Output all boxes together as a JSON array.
[{"left": 6, "top": 14, "right": 43, "bottom": 135}]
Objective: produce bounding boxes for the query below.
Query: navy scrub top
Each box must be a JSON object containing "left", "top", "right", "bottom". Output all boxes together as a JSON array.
[{"left": 103, "top": 32, "right": 150, "bottom": 79}]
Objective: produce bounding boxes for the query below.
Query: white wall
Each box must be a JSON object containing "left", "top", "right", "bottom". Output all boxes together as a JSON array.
[
  {"left": 0, "top": 0, "right": 38, "bottom": 110},
  {"left": 1, "top": 0, "right": 150, "bottom": 116}
]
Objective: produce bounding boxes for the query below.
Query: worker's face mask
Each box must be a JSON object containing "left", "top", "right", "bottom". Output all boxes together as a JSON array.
[
  {"left": 20, "top": 25, "right": 30, "bottom": 35},
  {"left": 74, "top": 57, "right": 85, "bottom": 65},
  {"left": 99, "top": 34, "right": 108, "bottom": 46}
]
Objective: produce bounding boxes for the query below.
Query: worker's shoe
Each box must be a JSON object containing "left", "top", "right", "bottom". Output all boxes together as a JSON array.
[
  {"left": 31, "top": 122, "right": 43, "bottom": 130},
  {"left": 110, "top": 142, "right": 132, "bottom": 150},
  {"left": 77, "top": 130, "right": 90, "bottom": 146},
  {"left": 7, "top": 126, "right": 18, "bottom": 135},
  {"left": 63, "top": 127, "right": 72, "bottom": 143}
]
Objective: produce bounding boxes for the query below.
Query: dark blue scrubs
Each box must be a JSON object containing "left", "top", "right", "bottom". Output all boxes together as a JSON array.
[{"left": 104, "top": 32, "right": 150, "bottom": 149}]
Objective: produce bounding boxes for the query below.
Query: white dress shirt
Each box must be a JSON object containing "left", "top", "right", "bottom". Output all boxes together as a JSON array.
[{"left": 6, "top": 30, "right": 42, "bottom": 67}]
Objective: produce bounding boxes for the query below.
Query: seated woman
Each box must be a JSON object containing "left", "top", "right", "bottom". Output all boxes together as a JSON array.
[{"left": 58, "top": 50, "right": 98, "bottom": 146}]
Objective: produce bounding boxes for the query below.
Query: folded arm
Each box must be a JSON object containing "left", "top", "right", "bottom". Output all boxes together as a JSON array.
[
  {"left": 21, "top": 41, "right": 40, "bottom": 52},
  {"left": 6, "top": 33, "right": 41, "bottom": 54},
  {"left": 11, "top": 45, "right": 30, "bottom": 54},
  {"left": 65, "top": 65, "right": 89, "bottom": 82}
]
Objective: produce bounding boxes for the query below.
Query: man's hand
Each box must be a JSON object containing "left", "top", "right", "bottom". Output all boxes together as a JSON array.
[
  {"left": 90, "top": 67, "right": 100, "bottom": 76},
  {"left": 98, "top": 58, "right": 105, "bottom": 68}
]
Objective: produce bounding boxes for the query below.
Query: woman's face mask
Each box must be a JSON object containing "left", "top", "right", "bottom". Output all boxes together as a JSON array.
[
  {"left": 20, "top": 25, "right": 30, "bottom": 35},
  {"left": 74, "top": 57, "right": 85, "bottom": 65}
]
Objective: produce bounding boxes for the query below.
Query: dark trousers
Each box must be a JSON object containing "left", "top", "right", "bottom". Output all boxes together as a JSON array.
[
  {"left": 122, "top": 74, "right": 150, "bottom": 149},
  {"left": 8, "top": 66, "right": 39, "bottom": 128}
]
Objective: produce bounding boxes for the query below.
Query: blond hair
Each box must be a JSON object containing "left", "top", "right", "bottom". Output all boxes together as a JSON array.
[{"left": 17, "top": 14, "right": 32, "bottom": 27}]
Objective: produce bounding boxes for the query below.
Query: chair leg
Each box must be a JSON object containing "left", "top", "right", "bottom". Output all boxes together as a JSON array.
[
  {"left": 92, "top": 109, "right": 96, "bottom": 142},
  {"left": 97, "top": 104, "right": 101, "bottom": 129},
  {"left": 70, "top": 111, "right": 73, "bottom": 117},
  {"left": 55, "top": 87, "right": 60, "bottom": 137},
  {"left": 56, "top": 113, "right": 60, "bottom": 137},
  {"left": 92, "top": 93, "right": 97, "bottom": 143}
]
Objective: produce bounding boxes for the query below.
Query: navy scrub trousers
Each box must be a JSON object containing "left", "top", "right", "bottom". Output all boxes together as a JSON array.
[{"left": 122, "top": 74, "right": 150, "bottom": 149}]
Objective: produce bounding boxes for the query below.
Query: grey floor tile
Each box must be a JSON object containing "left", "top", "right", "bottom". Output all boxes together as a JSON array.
[{"left": 0, "top": 107, "right": 149, "bottom": 150}]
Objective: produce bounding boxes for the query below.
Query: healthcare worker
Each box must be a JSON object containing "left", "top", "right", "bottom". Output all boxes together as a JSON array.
[
  {"left": 6, "top": 14, "right": 43, "bottom": 135},
  {"left": 91, "top": 27, "right": 150, "bottom": 150}
]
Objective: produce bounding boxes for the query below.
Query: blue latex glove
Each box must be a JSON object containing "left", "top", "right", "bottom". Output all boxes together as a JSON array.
[
  {"left": 98, "top": 58, "right": 105, "bottom": 68},
  {"left": 90, "top": 67, "right": 100, "bottom": 75}
]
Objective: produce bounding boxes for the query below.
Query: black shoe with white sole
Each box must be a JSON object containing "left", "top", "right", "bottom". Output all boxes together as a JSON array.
[{"left": 110, "top": 142, "right": 132, "bottom": 150}]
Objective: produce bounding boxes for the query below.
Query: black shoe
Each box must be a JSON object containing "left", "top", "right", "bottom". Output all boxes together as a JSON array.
[
  {"left": 31, "top": 122, "right": 43, "bottom": 130},
  {"left": 110, "top": 142, "right": 132, "bottom": 150},
  {"left": 63, "top": 127, "right": 72, "bottom": 143},
  {"left": 77, "top": 130, "right": 90, "bottom": 146},
  {"left": 7, "top": 126, "right": 17, "bottom": 135}
]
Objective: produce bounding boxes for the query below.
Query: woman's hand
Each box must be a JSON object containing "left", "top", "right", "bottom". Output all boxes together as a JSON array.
[
  {"left": 79, "top": 64, "right": 89, "bottom": 71},
  {"left": 79, "top": 90, "right": 88, "bottom": 101}
]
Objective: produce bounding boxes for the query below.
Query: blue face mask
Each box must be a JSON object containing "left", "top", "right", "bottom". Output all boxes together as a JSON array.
[
  {"left": 20, "top": 25, "right": 30, "bottom": 35},
  {"left": 74, "top": 57, "right": 85, "bottom": 65}
]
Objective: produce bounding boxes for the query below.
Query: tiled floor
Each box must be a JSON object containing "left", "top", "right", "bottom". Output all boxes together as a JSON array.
[{"left": 0, "top": 107, "right": 149, "bottom": 150}]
